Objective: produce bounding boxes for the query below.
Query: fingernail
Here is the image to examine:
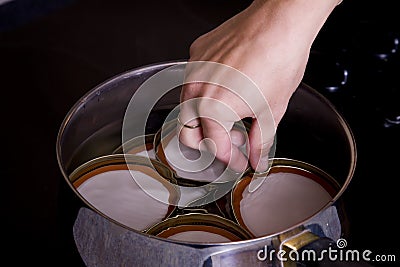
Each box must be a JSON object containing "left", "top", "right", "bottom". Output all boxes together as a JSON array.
[
  {"left": 249, "top": 153, "right": 271, "bottom": 193},
  {"left": 248, "top": 174, "right": 266, "bottom": 193}
]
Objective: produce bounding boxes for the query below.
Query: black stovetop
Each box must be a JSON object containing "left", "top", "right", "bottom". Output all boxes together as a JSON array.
[{"left": 0, "top": 1, "right": 398, "bottom": 266}]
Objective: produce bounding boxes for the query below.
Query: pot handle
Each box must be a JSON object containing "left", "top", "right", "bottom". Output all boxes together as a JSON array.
[{"left": 280, "top": 229, "right": 374, "bottom": 267}]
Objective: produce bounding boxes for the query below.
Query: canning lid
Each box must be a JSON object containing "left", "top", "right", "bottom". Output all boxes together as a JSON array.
[
  {"left": 69, "top": 154, "right": 179, "bottom": 232},
  {"left": 112, "top": 134, "right": 156, "bottom": 159},
  {"left": 145, "top": 213, "right": 254, "bottom": 243},
  {"left": 153, "top": 118, "right": 250, "bottom": 186},
  {"left": 231, "top": 158, "right": 340, "bottom": 238}
]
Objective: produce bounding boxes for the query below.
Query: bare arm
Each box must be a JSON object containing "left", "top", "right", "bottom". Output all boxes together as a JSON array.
[{"left": 179, "top": 0, "right": 342, "bottom": 172}]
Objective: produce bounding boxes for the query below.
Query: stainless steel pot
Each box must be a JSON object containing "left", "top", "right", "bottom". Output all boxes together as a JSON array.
[{"left": 56, "top": 60, "right": 359, "bottom": 267}]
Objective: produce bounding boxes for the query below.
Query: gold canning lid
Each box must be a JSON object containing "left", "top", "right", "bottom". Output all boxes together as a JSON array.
[
  {"left": 231, "top": 158, "right": 340, "bottom": 238},
  {"left": 69, "top": 154, "right": 180, "bottom": 232},
  {"left": 112, "top": 133, "right": 156, "bottom": 158},
  {"left": 145, "top": 213, "right": 254, "bottom": 243}
]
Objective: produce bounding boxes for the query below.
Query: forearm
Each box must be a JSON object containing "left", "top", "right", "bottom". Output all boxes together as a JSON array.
[{"left": 247, "top": 0, "right": 341, "bottom": 49}]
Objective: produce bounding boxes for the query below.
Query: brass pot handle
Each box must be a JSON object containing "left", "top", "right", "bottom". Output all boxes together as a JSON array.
[
  {"left": 278, "top": 228, "right": 320, "bottom": 267},
  {"left": 278, "top": 228, "right": 373, "bottom": 267}
]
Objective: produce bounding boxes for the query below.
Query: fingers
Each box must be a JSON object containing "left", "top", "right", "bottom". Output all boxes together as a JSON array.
[
  {"left": 248, "top": 114, "right": 276, "bottom": 173},
  {"left": 230, "top": 128, "right": 246, "bottom": 147},
  {"left": 178, "top": 60, "right": 276, "bottom": 175},
  {"left": 178, "top": 84, "right": 249, "bottom": 173},
  {"left": 200, "top": 117, "right": 249, "bottom": 173},
  {"left": 179, "top": 85, "right": 276, "bottom": 175},
  {"left": 177, "top": 95, "right": 203, "bottom": 150}
]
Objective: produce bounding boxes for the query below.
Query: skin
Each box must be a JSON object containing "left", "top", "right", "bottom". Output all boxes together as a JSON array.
[{"left": 178, "top": 0, "right": 342, "bottom": 172}]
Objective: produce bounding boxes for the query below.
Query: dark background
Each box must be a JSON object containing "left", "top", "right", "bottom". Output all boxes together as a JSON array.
[{"left": 0, "top": 0, "right": 398, "bottom": 266}]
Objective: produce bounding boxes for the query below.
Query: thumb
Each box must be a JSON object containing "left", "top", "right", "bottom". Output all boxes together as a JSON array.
[
  {"left": 248, "top": 116, "right": 276, "bottom": 173},
  {"left": 247, "top": 117, "right": 276, "bottom": 193}
]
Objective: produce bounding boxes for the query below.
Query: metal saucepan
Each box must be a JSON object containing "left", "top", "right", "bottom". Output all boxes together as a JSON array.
[{"left": 56, "top": 60, "right": 360, "bottom": 267}]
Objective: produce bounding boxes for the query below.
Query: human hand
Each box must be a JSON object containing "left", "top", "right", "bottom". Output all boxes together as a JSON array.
[{"left": 178, "top": 0, "right": 341, "bottom": 173}]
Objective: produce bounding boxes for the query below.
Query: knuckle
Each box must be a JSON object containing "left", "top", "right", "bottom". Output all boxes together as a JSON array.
[{"left": 189, "top": 35, "right": 205, "bottom": 56}]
